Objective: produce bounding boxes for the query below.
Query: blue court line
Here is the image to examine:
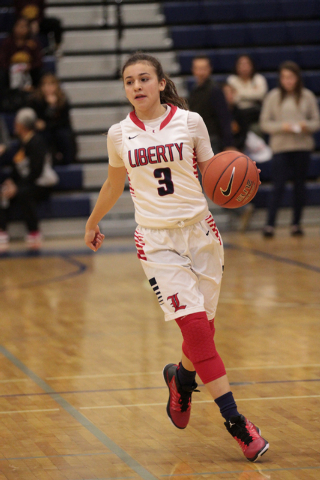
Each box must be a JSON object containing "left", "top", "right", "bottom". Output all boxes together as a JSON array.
[
  {"left": 0, "top": 377, "right": 319, "bottom": 399},
  {"left": 0, "top": 452, "right": 112, "bottom": 461},
  {"left": 160, "top": 465, "right": 320, "bottom": 476},
  {"left": 0, "top": 346, "right": 159, "bottom": 480},
  {"left": 1, "top": 242, "right": 319, "bottom": 276},
  {"left": 0, "top": 254, "right": 87, "bottom": 292},
  {"left": 225, "top": 242, "right": 320, "bottom": 274}
]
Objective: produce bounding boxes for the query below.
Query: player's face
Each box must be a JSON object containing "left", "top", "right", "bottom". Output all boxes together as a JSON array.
[
  {"left": 192, "top": 59, "right": 211, "bottom": 84},
  {"left": 280, "top": 68, "right": 298, "bottom": 93},
  {"left": 123, "top": 63, "right": 166, "bottom": 112}
]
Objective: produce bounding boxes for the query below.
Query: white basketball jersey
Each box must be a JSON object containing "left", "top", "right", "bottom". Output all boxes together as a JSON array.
[{"left": 119, "top": 105, "right": 210, "bottom": 229}]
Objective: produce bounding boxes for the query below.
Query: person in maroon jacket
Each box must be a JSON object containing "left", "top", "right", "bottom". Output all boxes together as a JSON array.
[{"left": 14, "top": 0, "right": 63, "bottom": 53}]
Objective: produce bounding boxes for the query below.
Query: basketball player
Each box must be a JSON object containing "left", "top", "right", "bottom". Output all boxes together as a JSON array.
[{"left": 84, "top": 53, "right": 269, "bottom": 462}]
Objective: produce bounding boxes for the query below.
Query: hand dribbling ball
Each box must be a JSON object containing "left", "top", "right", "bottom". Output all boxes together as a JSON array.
[{"left": 202, "top": 151, "right": 260, "bottom": 208}]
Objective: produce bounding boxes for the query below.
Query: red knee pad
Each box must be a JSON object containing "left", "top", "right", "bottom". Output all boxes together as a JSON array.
[{"left": 176, "top": 312, "right": 226, "bottom": 384}]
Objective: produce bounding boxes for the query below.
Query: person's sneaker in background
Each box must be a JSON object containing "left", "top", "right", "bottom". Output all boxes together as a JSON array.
[
  {"left": 26, "top": 231, "right": 42, "bottom": 251},
  {"left": 0, "top": 231, "right": 9, "bottom": 253}
]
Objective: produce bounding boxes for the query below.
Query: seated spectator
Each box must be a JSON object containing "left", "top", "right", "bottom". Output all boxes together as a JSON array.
[
  {"left": 260, "top": 61, "right": 320, "bottom": 237},
  {"left": 0, "top": 17, "right": 43, "bottom": 112},
  {"left": 222, "top": 83, "right": 248, "bottom": 152},
  {"left": 0, "top": 116, "right": 11, "bottom": 159},
  {"left": 14, "top": 0, "right": 63, "bottom": 54},
  {"left": 29, "top": 73, "right": 77, "bottom": 164},
  {"left": 188, "top": 55, "right": 234, "bottom": 153},
  {"left": 0, "top": 108, "right": 58, "bottom": 252},
  {"left": 227, "top": 55, "right": 268, "bottom": 129}
]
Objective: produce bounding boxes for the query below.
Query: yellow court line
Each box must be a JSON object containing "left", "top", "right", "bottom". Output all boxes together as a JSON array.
[
  {"left": 0, "top": 378, "right": 30, "bottom": 383},
  {"left": 46, "top": 371, "right": 163, "bottom": 380},
  {"left": 46, "top": 364, "right": 320, "bottom": 380},
  {"left": 79, "top": 394, "right": 320, "bottom": 410},
  {"left": 0, "top": 408, "right": 59, "bottom": 414}
]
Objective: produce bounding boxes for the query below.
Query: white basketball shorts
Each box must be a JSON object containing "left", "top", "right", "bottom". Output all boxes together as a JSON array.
[{"left": 134, "top": 213, "right": 224, "bottom": 321}]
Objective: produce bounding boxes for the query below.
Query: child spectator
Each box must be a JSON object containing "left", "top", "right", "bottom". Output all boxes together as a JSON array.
[{"left": 29, "top": 73, "right": 77, "bottom": 164}]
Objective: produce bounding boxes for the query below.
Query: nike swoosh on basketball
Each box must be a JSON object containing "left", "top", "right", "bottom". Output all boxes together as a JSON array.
[
  {"left": 220, "top": 167, "right": 235, "bottom": 196},
  {"left": 129, "top": 135, "right": 139, "bottom": 140}
]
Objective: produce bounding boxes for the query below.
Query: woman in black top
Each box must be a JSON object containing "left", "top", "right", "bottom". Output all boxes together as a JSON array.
[{"left": 30, "top": 73, "right": 77, "bottom": 164}]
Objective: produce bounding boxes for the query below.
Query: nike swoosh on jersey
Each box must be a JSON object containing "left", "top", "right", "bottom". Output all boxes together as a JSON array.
[
  {"left": 220, "top": 166, "right": 235, "bottom": 196},
  {"left": 128, "top": 135, "right": 139, "bottom": 140}
]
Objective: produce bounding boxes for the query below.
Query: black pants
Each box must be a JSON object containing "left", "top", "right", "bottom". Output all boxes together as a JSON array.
[
  {"left": 42, "top": 127, "right": 77, "bottom": 165},
  {"left": 40, "top": 17, "right": 63, "bottom": 46},
  {"left": 0, "top": 184, "right": 50, "bottom": 233},
  {"left": 266, "top": 151, "right": 310, "bottom": 227}
]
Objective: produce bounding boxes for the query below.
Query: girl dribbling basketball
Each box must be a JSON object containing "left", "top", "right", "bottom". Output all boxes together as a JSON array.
[{"left": 84, "top": 52, "right": 269, "bottom": 462}]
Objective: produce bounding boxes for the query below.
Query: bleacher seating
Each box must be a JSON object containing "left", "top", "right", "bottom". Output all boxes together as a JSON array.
[
  {"left": 163, "top": 1, "right": 320, "bottom": 24},
  {"left": 1, "top": 0, "right": 320, "bottom": 237},
  {"left": 163, "top": 0, "right": 320, "bottom": 223},
  {"left": 178, "top": 46, "right": 320, "bottom": 75}
]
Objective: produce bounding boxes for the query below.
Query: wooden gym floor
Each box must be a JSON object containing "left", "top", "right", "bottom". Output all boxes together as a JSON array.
[{"left": 0, "top": 226, "right": 319, "bottom": 480}]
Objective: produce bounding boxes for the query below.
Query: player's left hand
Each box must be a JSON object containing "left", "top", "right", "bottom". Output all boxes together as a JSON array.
[{"left": 85, "top": 225, "right": 105, "bottom": 252}]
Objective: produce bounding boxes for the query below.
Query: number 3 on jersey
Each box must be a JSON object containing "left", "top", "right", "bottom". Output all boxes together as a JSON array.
[{"left": 154, "top": 167, "right": 174, "bottom": 196}]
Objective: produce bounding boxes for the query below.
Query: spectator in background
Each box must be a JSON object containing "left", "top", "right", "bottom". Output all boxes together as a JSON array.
[
  {"left": 0, "top": 17, "right": 43, "bottom": 112},
  {"left": 227, "top": 55, "right": 268, "bottom": 131},
  {"left": 29, "top": 73, "right": 77, "bottom": 164},
  {"left": 188, "top": 55, "right": 234, "bottom": 153},
  {"left": 0, "top": 116, "right": 11, "bottom": 159},
  {"left": 260, "top": 61, "right": 320, "bottom": 237},
  {"left": 14, "top": 0, "right": 63, "bottom": 54},
  {"left": 222, "top": 82, "right": 248, "bottom": 152},
  {"left": 0, "top": 108, "right": 58, "bottom": 252}
]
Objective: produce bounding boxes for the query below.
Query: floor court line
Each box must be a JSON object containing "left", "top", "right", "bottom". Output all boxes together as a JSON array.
[
  {"left": 0, "top": 408, "right": 59, "bottom": 414},
  {"left": 0, "top": 254, "right": 87, "bottom": 292},
  {"left": 1, "top": 377, "right": 319, "bottom": 399},
  {"left": 79, "top": 394, "right": 320, "bottom": 410},
  {"left": 45, "top": 364, "right": 320, "bottom": 380},
  {"left": 0, "top": 452, "right": 112, "bottom": 461},
  {"left": 0, "top": 345, "right": 159, "bottom": 480},
  {"left": 160, "top": 465, "right": 320, "bottom": 477}
]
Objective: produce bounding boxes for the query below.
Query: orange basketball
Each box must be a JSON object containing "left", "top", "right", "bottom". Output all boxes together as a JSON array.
[{"left": 202, "top": 151, "right": 260, "bottom": 208}]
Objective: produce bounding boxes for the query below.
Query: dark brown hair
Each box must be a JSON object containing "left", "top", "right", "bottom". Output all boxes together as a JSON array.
[
  {"left": 122, "top": 52, "right": 188, "bottom": 110},
  {"left": 278, "top": 61, "right": 303, "bottom": 104},
  {"left": 35, "top": 73, "right": 67, "bottom": 109},
  {"left": 192, "top": 55, "right": 213, "bottom": 68},
  {"left": 234, "top": 54, "right": 256, "bottom": 79}
]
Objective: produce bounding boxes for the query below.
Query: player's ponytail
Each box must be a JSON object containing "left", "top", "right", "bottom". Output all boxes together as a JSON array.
[{"left": 122, "top": 52, "right": 188, "bottom": 110}]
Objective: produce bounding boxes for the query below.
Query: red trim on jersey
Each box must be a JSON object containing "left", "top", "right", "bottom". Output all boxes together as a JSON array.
[
  {"left": 129, "top": 111, "right": 146, "bottom": 131},
  {"left": 160, "top": 104, "right": 178, "bottom": 130},
  {"left": 205, "top": 213, "right": 222, "bottom": 245},
  {"left": 134, "top": 231, "right": 147, "bottom": 261},
  {"left": 192, "top": 148, "right": 199, "bottom": 179},
  {"left": 126, "top": 170, "right": 136, "bottom": 197},
  {"left": 129, "top": 104, "right": 178, "bottom": 132}
]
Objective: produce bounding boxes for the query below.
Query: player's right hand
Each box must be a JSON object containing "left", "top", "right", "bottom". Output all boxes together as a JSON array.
[{"left": 84, "top": 225, "right": 105, "bottom": 252}]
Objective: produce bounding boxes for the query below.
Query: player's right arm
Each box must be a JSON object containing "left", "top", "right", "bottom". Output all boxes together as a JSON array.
[{"left": 85, "top": 164, "right": 127, "bottom": 252}]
